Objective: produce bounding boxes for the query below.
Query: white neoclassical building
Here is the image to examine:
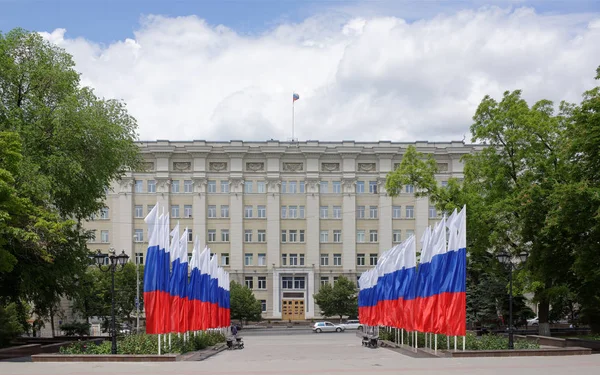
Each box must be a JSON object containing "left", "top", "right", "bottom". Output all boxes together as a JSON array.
[{"left": 85, "top": 139, "right": 478, "bottom": 321}]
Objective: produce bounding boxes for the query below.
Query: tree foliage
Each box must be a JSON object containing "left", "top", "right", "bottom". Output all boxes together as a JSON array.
[
  {"left": 386, "top": 65, "right": 600, "bottom": 335},
  {"left": 0, "top": 28, "right": 141, "bottom": 325},
  {"left": 313, "top": 276, "right": 358, "bottom": 322},
  {"left": 229, "top": 281, "right": 262, "bottom": 324}
]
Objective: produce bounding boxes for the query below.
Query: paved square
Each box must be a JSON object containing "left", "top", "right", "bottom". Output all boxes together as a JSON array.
[{"left": 2, "top": 332, "right": 600, "bottom": 374}]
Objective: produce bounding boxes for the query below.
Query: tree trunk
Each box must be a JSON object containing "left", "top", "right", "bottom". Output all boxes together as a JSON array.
[
  {"left": 50, "top": 310, "right": 55, "bottom": 338},
  {"left": 538, "top": 299, "right": 551, "bottom": 336}
]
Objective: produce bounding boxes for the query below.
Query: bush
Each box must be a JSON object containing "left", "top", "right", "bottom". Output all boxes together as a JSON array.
[
  {"left": 59, "top": 331, "right": 226, "bottom": 355},
  {"left": 60, "top": 322, "right": 91, "bottom": 336},
  {"left": 0, "top": 303, "right": 24, "bottom": 348}
]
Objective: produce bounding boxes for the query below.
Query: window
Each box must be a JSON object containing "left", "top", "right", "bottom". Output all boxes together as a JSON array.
[
  {"left": 221, "top": 253, "right": 229, "bottom": 266},
  {"left": 393, "top": 206, "right": 401, "bottom": 218},
  {"left": 101, "top": 230, "right": 109, "bottom": 243},
  {"left": 299, "top": 181, "right": 305, "bottom": 193},
  {"left": 281, "top": 206, "right": 287, "bottom": 219},
  {"left": 289, "top": 230, "right": 297, "bottom": 242},
  {"left": 294, "top": 276, "right": 305, "bottom": 289},
  {"left": 100, "top": 207, "right": 109, "bottom": 219},
  {"left": 281, "top": 254, "right": 287, "bottom": 266},
  {"left": 147, "top": 204, "right": 154, "bottom": 214},
  {"left": 282, "top": 276, "right": 293, "bottom": 289},
  {"left": 245, "top": 277, "right": 253, "bottom": 289},
  {"left": 369, "top": 181, "right": 377, "bottom": 193},
  {"left": 441, "top": 180, "right": 448, "bottom": 188},
  {"left": 356, "top": 206, "right": 365, "bottom": 219},
  {"left": 406, "top": 205, "right": 414, "bottom": 218},
  {"left": 369, "top": 206, "right": 378, "bottom": 219},
  {"left": 392, "top": 230, "right": 401, "bottom": 243},
  {"left": 258, "top": 277, "right": 266, "bottom": 289},
  {"left": 333, "top": 276, "right": 339, "bottom": 284},
  {"left": 245, "top": 253, "right": 253, "bottom": 266},
  {"left": 333, "top": 206, "right": 342, "bottom": 219},
  {"left": 370, "top": 230, "right": 378, "bottom": 242},
  {"left": 184, "top": 205, "right": 192, "bottom": 218},
  {"left": 134, "top": 229, "right": 143, "bottom": 242},
  {"left": 257, "top": 181, "right": 266, "bottom": 193},
  {"left": 257, "top": 205, "right": 266, "bottom": 218},
  {"left": 184, "top": 180, "right": 193, "bottom": 193},
  {"left": 281, "top": 230, "right": 287, "bottom": 243},
  {"left": 406, "top": 229, "right": 415, "bottom": 238},
  {"left": 429, "top": 206, "right": 437, "bottom": 218},
  {"left": 188, "top": 253, "right": 193, "bottom": 263},
  {"left": 260, "top": 300, "right": 267, "bottom": 312},
  {"left": 171, "top": 205, "right": 180, "bottom": 218},
  {"left": 320, "top": 206, "right": 328, "bottom": 219},
  {"left": 299, "top": 206, "right": 305, "bottom": 218},
  {"left": 135, "top": 205, "right": 143, "bottom": 218},
  {"left": 289, "top": 254, "right": 298, "bottom": 266},
  {"left": 244, "top": 205, "right": 253, "bottom": 218},
  {"left": 135, "top": 252, "right": 144, "bottom": 265},
  {"left": 370, "top": 254, "right": 378, "bottom": 266},
  {"left": 405, "top": 184, "right": 414, "bottom": 193},
  {"left": 221, "top": 205, "right": 229, "bottom": 218},
  {"left": 333, "top": 230, "right": 342, "bottom": 243},
  {"left": 333, "top": 254, "right": 342, "bottom": 266},
  {"left": 221, "top": 230, "right": 229, "bottom": 242},
  {"left": 207, "top": 180, "right": 216, "bottom": 193},
  {"left": 320, "top": 181, "right": 328, "bottom": 193},
  {"left": 300, "top": 254, "right": 305, "bottom": 266},
  {"left": 221, "top": 180, "right": 229, "bottom": 193},
  {"left": 333, "top": 181, "right": 341, "bottom": 193},
  {"left": 320, "top": 254, "right": 329, "bottom": 266},
  {"left": 299, "top": 230, "right": 305, "bottom": 242},
  {"left": 147, "top": 180, "right": 156, "bottom": 193},
  {"left": 289, "top": 205, "right": 297, "bottom": 218},
  {"left": 244, "top": 181, "right": 253, "bottom": 194},
  {"left": 289, "top": 181, "right": 297, "bottom": 194},
  {"left": 208, "top": 230, "right": 216, "bottom": 242},
  {"left": 356, "top": 181, "right": 365, "bottom": 193},
  {"left": 320, "top": 230, "right": 329, "bottom": 243},
  {"left": 357, "top": 254, "right": 365, "bottom": 266},
  {"left": 280, "top": 181, "right": 287, "bottom": 193},
  {"left": 258, "top": 230, "right": 266, "bottom": 242},
  {"left": 134, "top": 180, "right": 143, "bottom": 193},
  {"left": 258, "top": 253, "right": 266, "bottom": 266},
  {"left": 171, "top": 180, "right": 180, "bottom": 193},
  {"left": 208, "top": 205, "right": 217, "bottom": 218},
  {"left": 320, "top": 277, "right": 329, "bottom": 286},
  {"left": 188, "top": 229, "right": 193, "bottom": 242},
  {"left": 356, "top": 230, "right": 365, "bottom": 243},
  {"left": 244, "top": 230, "right": 253, "bottom": 242}
]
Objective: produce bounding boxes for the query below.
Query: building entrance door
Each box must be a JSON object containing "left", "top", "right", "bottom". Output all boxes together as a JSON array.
[{"left": 282, "top": 299, "right": 305, "bottom": 321}]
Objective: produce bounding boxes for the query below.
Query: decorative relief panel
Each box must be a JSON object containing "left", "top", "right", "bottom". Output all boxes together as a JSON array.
[
  {"left": 118, "top": 178, "right": 134, "bottom": 193},
  {"left": 173, "top": 162, "right": 191, "bottom": 171},
  {"left": 192, "top": 178, "right": 207, "bottom": 193},
  {"left": 141, "top": 162, "right": 155, "bottom": 171},
  {"left": 283, "top": 162, "right": 303, "bottom": 172},
  {"left": 305, "top": 179, "right": 320, "bottom": 192},
  {"left": 437, "top": 163, "right": 449, "bottom": 172},
  {"left": 209, "top": 162, "right": 228, "bottom": 172},
  {"left": 321, "top": 162, "right": 340, "bottom": 172},
  {"left": 246, "top": 162, "right": 265, "bottom": 172},
  {"left": 341, "top": 178, "right": 357, "bottom": 192},
  {"left": 267, "top": 179, "right": 281, "bottom": 192},
  {"left": 156, "top": 179, "right": 170, "bottom": 192},
  {"left": 358, "top": 163, "right": 376, "bottom": 172}
]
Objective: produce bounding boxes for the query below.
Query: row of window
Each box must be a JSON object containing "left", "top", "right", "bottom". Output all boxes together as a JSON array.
[{"left": 131, "top": 179, "right": 433, "bottom": 194}]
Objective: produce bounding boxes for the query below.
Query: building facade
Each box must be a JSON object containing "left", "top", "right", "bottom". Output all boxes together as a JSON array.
[{"left": 85, "top": 140, "right": 477, "bottom": 321}]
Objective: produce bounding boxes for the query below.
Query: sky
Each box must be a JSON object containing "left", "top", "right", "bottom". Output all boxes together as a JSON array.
[{"left": 2, "top": 0, "right": 600, "bottom": 142}]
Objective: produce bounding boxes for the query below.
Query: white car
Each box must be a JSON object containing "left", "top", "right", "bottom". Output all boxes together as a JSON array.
[
  {"left": 527, "top": 317, "right": 539, "bottom": 326},
  {"left": 341, "top": 320, "right": 362, "bottom": 330},
  {"left": 312, "top": 321, "right": 345, "bottom": 333}
]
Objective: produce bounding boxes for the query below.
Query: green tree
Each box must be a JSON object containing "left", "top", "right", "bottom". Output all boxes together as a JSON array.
[
  {"left": 0, "top": 28, "right": 141, "bottom": 327},
  {"left": 0, "top": 302, "right": 23, "bottom": 348},
  {"left": 229, "top": 281, "right": 261, "bottom": 325},
  {"left": 314, "top": 276, "right": 358, "bottom": 322}
]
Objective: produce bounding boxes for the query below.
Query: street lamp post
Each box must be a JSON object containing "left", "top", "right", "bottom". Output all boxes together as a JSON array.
[
  {"left": 92, "top": 248, "right": 129, "bottom": 354},
  {"left": 496, "top": 250, "right": 529, "bottom": 350}
]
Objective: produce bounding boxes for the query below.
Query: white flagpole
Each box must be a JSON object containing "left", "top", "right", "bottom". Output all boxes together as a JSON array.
[
  {"left": 463, "top": 336, "right": 465, "bottom": 351},
  {"left": 454, "top": 335, "right": 457, "bottom": 351},
  {"left": 435, "top": 334, "right": 437, "bottom": 354},
  {"left": 292, "top": 94, "right": 295, "bottom": 141},
  {"left": 158, "top": 334, "right": 161, "bottom": 355},
  {"left": 401, "top": 329, "right": 404, "bottom": 347}
]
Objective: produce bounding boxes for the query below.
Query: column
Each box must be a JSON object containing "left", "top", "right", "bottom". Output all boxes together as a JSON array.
[
  {"left": 115, "top": 178, "right": 134, "bottom": 258},
  {"left": 306, "top": 269, "right": 315, "bottom": 319},
  {"left": 266, "top": 179, "right": 281, "bottom": 268},
  {"left": 229, "top": 178, "right": 244, "bottom": 270},
  {"left": 415, "top": 196, "right": 430, "bottom": 246},
  {"left": 192, "top": 178, "right": 207, "bottom": 245},
  {"left": 271, "top": 269, "right": 281, "bottom": 318},
  {"left": 342, "top": 178, "right": 357, "bottom": 270},
  {"left": 305, "top": 179, "right": 320, "bottom": 271},
  {"left": 378, "top": 178, "right": 392, "bottom": 252}
]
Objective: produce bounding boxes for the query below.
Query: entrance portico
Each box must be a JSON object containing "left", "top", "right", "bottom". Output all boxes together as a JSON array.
[{"left": 271, "top": 267, "right": 315, "bottom": 320}]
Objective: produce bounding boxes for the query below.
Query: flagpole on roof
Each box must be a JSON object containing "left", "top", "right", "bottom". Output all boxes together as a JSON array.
[{"left": 292, "top": 92, "right": 299, "bottom": 143}]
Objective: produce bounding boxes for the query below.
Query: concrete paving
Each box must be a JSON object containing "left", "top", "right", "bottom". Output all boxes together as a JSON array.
[{"left": 2, "top": 332, "right": 600, "bottom": 374}]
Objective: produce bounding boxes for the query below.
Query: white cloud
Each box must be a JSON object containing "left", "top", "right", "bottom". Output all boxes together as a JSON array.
[{"left": 39, "top": 6, "right": 600, "bottom": 142}]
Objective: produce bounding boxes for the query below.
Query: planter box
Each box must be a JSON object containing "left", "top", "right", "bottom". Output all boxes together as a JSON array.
[
  {"left": 450, "top": 347, "right": 591, "bottom": 357},
  {"left": 32, "top": 354, "right": 179, "bottom": 362}
]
